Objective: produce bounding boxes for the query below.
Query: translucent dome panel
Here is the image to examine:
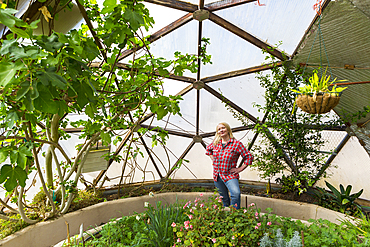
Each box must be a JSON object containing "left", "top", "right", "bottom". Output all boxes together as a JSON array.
[
  {"left": 172, "top": 143, "right": 213, "bottom": 180},
  {"left": 105, "top": 134, "right": 197, "bottom": 183},
  {"left": 146, "top": 17, "right": 198, "bottom": 62},
  {"left": 200, "top": 20, "right": 268, "bottom": 78},
  {"left": 199, "top": 88, "right": 252, "bottom": 133},
  {"left": 215, "top": 0, "right": 317, "bottom": 55},
  {"left": 317, "top": 136, "right": 370, "bottom": 200},
  {"left": 144, "top": 3, "right": 189, "bottom": 35},
  {"left": 162, "top": 78, "right": 192, "bottom": 97},
  {"left": 206, "top": 72, "right": 266, "bottom": 120},
  {"left": 320, "top": 131, "right": 348, "bottom": 153},
  {"left": 143, "top": 86, "right": 197, "bottom": 133}
]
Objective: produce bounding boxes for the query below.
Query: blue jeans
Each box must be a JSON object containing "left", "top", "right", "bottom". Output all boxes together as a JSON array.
[{"left": 214, "top": 175, "right": 241, "bottom": 209}]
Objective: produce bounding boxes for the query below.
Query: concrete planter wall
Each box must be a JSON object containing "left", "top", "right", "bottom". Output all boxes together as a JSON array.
[{"left": 0, "top": 192, "right": 350, "bottom": 247}]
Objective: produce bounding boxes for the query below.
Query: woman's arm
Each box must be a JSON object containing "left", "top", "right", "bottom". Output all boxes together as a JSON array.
[
  {"left": 230, "top": 164, "right": 247, "bottom": 174},
  {"left": 205, "top": 143, "right": 214, "bottom": 162},
  {"left": 230, "top": 141, "right": 253, "bottom": 174},
  {"left": 209, "top": 155, "right": 214, "bottom": 162}
]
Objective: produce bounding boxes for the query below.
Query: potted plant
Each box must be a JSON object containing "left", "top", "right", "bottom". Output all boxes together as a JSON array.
[{"left": 292, "top": 68, "right": 347, "bottom": 114}]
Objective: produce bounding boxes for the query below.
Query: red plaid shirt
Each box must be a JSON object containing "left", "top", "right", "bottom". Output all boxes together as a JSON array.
[{"left": 206, "top": 138, "right": 253, "bottom": 182}]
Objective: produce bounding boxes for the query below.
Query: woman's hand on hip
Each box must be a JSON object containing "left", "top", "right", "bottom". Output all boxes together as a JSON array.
[{"left": 230, "top": 167, "right": 240, "bottom": 174}]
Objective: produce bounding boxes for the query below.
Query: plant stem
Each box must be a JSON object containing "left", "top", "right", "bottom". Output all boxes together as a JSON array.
[
  {"left": 0, "top": 198, "right": 19, "bottom": 214},
  {"left": 17, "top": 187, "right": 39, "bottom": 224},
  {"left": 26, "top": 121, "right": 56, "bottom": 218},
  {"left": 118, "top": 134, "right": 134, "bottom": 198}
]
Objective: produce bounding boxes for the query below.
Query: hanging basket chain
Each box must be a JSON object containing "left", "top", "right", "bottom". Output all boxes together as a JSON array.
[
  {"left": 293, "top": 0, "right": 346, "bottom": 115},
  {"left": 303, "top": 1, "right": 334, "bottom": 85}
]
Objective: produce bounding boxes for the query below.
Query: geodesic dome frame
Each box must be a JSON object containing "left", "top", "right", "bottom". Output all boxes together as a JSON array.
[{"left": 2, "top": 0, "right": 370, "bottom": 201}]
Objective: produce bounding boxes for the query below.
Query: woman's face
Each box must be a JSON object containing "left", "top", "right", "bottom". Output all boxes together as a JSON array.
[{"left": 217, "top": 124, "right": 229, "bottom": 139}]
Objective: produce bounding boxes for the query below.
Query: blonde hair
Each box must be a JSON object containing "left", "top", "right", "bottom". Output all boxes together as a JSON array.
[{"left": 213, "top": 122, "right": 234, "bottom": 145}]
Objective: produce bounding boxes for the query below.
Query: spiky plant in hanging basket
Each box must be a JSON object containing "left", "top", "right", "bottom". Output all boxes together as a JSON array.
[{"left": 292, "top": 68, "right": 347, "bottom": 114}]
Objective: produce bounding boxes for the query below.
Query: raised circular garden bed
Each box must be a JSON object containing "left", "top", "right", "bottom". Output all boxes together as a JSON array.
[{"left": 0, "top": 192, "right": 351, "bottom": 247}]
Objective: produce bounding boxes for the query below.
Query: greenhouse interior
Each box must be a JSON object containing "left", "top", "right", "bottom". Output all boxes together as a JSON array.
[{"left": 1, "top": 0, "right": 370, "bottom": 246}]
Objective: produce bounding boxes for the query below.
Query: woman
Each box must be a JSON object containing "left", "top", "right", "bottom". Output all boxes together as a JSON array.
[{"left": 206, "top": 122, "right": 253, "bottom": 209}]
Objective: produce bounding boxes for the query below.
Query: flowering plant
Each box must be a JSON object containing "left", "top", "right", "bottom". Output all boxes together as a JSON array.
[
  {"left": 172, "top": 193, "right": 278, "bottom": 246},
  {"left": 291, "top": 68, "right": 347, "bottom": 99}
]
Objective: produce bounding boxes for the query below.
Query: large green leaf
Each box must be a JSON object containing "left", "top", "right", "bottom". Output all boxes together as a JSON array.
[
  {"left": 325, "top": 181, "right": 342, "bottom": 202},
  {"left": 344, "top": 185, "right": 352, "bottom": 197},
  {"left": 16, "top": 80, "right": 30, "bottom": 100},
  {"left": 37, "top": 33, "right": 64, "bottom": 52},
  {"left": 29, "top": 80, "right": 39, "bottom": 100},
  {"left": 82, "top": 38, "right": 100, "bottom": 60},
  {"left": 33, "top": 86, "right": 58, "bottom": 114},
  {"left": 0, "top": 164, "right": 27, "bottom": 192},
  {"left": 16, "top": 152, "right": 27, "bottom": 169},
  {"left": 100, "top": 131, "right": 111, "bottom": 144},
  {"left": 0, "top": 8, "right": 17, "bottom": 27},
  {"left": 73, "top": 81, "right": 96, "bottom": 108},
  {"left": 56, "top": 100, "right": 68, "bottom": 117},
  {"left": 0, "top": 61, "right": 25, "bottom": 87},
  {"left": 156, "top": 106, "right": 167, "bottom": 120},
  {"left": 19, "top": 146, "right": 33, "bottom": 157},
  {"left": 24, "top": 92, "right": 34, "bottom": 111},
  {"left": 5, "top": 111, "right": 19, "bottom": 129},
  {"left": 124, "top": 9, "right": 144, "bottom": 31},
  {"left": 17, "top": 146, "right": 32, "bottom": 169},
  {"left": 37, "top": 71, "right": 68, "bottom": 89},
  {"left": 9, "top": 150, "right": 18, "bottom": 164},
  {"left": 85, "top": 104, "right": 95, "bottom": 118},
  {"left": 350, "top": 189, "right": 363, "bottom": 201},
  {"left": 0, "top": 39, "right": 17, "bottom": 55},
  {"left": 9, "top": 26, "right": 29, "bottom": 39},
  {"left": 101, "top": 0, "right": 117, "bottom": 14},
  {"left": 0, "top": 150, "right": 8, "bottom": 163}
]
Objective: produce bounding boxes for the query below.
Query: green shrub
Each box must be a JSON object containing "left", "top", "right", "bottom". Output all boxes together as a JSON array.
[{"left": 0, "top": 215, "right": 29, "bottom": 240}]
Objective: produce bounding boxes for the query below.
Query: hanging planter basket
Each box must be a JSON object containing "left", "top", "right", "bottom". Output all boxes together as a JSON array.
[{"left": 296, "top": 92, "right": 341, "bottom": 114}]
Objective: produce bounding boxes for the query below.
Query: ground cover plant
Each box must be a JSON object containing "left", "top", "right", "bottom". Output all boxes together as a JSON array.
[{"left": 63, "top": 192, "right": 370, "bottom": 247}]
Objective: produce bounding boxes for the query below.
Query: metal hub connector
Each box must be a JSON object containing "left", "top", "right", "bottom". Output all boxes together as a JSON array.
[{"left": 193, "top": 9, "right": 209, "bottom": 22}]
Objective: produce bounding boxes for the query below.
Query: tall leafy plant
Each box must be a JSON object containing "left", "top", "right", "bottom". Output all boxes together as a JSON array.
[
  {"left": 229, "top": 47, "right": 342, "bottom": 195},
  {"left": 0, "top": 0, "right": 209, "bottom": 224},
  {"left": 252, "top": 50, "right": 343, "bottom": 194}
]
